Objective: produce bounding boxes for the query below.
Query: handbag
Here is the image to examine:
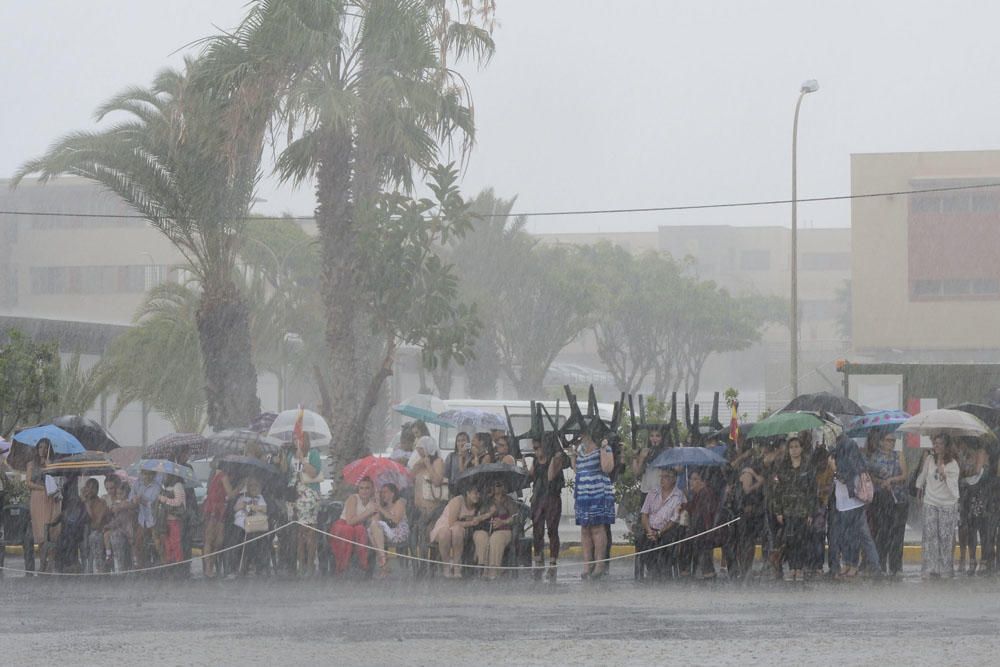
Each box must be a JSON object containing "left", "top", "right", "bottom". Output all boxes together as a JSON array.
[
  {"left": 855, "top": 472, "right": 874, "bottom": 504},
  {"left": 420, "top": 475, "right": 450, "bottom": 502},
  {"left": 244, "top": 511, "right": 268, "bottom": 534}
]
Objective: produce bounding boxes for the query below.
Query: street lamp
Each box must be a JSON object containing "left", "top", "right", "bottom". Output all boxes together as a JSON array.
[{"left": 790, "top": 79, "right": 819, "bottom": 399}]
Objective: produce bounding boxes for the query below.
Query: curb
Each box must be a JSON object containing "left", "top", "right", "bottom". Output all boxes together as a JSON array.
[{"left": 559, "top": 544, "right": 968, "bottom": 564}]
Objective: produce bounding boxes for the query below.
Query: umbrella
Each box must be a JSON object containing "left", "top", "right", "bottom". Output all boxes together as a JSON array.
[
  {"left": 206, "top": 429, "right": 285, "bottom": 458},
  {"left": 897, "top": 409, "right": 992, "bottom": 438},
  {"left": 438, "top": 409, "right": 507, "bottom": 433},
  {"left": 947, "top": 403, "right": 1000, "bottom": 431},
  {"left": 143, "top": 433, "right": 209, "bottom": 460},
  {"left": 650, "top": 446, "right": 728, "bottom": 468},
  {"left": 7, "top": 425, "right": 87, "bottom": 470},
  {"left": 249, "top": 411, "right": 279, "bottom": 434},
  {"left": 453, "top": 462, "right": 529, "bottom": 493},
  {"left": 780, "top": 392, "right": 864, "bottom": 417},
  {"left": 218, "top": 455, "right": 283, "bottom": 482},
  {"left": 393, "top": 394, "right": 455, "bottom": 427},
  {"left": 138, "top": 458, "right": 196, "bottom": 483},
  {"left": 268, "top": 408, "right": 332, "bottom": 448},
  {"left": 342, "top": 455, "right": 412, "bottom": 490},
  {"left": 43, "top": 452, "right": 117, "bottom": 477},
  {"left": 49, "top": 415, "right": 120, "bottom": 452},
  {"left": 846, "top": 410, "right": 911, "bottom": 438},
  {"left": 748, "top": 412, "right": 827, "bottom": 440}
]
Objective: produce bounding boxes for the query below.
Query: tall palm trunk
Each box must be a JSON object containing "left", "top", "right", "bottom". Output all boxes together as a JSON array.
[
  {"left": 315, "top": 133, "right": 366, "bottom": 468},
  {"left": 197, "top": 278, "right": 260, "bottom": 430}
]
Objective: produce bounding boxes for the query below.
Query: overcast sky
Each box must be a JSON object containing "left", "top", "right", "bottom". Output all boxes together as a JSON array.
[{"left": 4, "top": 0, "right": 1000, "bottom": 233}]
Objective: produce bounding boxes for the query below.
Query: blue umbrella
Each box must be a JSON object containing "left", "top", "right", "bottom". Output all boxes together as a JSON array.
[
  {"left": 650, "top": 446, "right": 727, "bottom": 468},
  {"left": 846, "top": 410, "right": 911, "bottom": 438},
  {"left": 393, "top": 394, "right": 455, "bottom": 427},
  {"left": 139, "top": 458, "right": 196, "bottom": 483},
  {"left": 13, "top": 425, "right": 87, "bottom": 455}
]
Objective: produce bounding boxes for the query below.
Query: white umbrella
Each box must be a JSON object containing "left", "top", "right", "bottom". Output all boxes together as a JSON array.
[
  {"left": 268, "top": 408, "right": 332, "bottom": 448},
  {"left": 896, "top": 409, "right": 991, "bottom": 438}
]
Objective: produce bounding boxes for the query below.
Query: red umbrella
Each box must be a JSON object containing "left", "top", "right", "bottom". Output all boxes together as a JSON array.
[{"left": 342, "top": 456, "right": 412, "bottom": 490}]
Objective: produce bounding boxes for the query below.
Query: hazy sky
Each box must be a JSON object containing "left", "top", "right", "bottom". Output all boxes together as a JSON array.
[{"left": 4, "top": 1, "right": 1000, "bottom": 233}]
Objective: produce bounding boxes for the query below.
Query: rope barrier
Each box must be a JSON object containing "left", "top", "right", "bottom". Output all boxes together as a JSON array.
[
  {"left": 299, "top": 517, "right": 741, "bottom": 571},
  {"left": 0, "top": 521, "right": 297, "bottom": 577},
  {"left": 0, "top": 517, "right": 739, "bottom": 577}
]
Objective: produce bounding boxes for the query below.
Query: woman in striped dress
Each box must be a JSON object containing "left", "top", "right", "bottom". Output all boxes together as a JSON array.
[{"left": 570, "top": 432, "right": 616, "bottom": 579}]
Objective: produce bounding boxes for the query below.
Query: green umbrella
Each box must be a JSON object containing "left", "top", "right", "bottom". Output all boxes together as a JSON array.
[{"left": 748, "top": 411, "right": 825, "bottom": 439}]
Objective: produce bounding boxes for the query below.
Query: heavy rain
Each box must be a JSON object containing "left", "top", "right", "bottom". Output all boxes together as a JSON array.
[{"left": 3, "top": 2, "right": 1000, "bottom": 665}]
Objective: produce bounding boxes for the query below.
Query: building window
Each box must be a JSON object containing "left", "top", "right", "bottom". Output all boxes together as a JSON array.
[
  {"left": 911, "top": 278, "right": 1000, "bottom": 300},
  {"left": 739, "top": 249, "right": 770, "bottom": 271},
  {"left": 29, "top": 265, "right": 166, "bottom": 295},
  {"left": 801, "top": 252, "right": 850, "bottom": 271}
]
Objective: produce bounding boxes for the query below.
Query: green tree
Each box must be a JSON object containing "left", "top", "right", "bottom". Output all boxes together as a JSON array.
[
  {"left": 0, "top": 329, "right": 60, "bottom": 437},
  {"left": 583, "top": 245, "right": 689, "bottom": 397},
  {"left": 673, "top": 284, "right": 774, "bottom": 398},
  {"left": 100, "top": 284, "right": 208, "bottom": 433},
  {"left": 494, "top": 243, "right": 597, "bottom": 398},
  {"left": 332, "top": 164, "right": 479, "bottom": 464},
  {"left": 203, "top": 0, "right": 494, "bottom": 452},
  {"left": 439, "top": 188, "right": 527, "bottom": 398},
  {"left": 14, "top": 59, "right": 262, "bottom": 430},
  {"left": 48, "top": 352, "right": 109, "bottom": 419}
]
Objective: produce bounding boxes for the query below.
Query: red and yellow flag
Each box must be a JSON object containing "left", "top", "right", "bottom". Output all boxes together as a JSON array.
[
  {"left": 729, "top": 401, "right": 740, "bottom": 444},
  {"left": 292, "top": 406, "right": 305, "bottom": 447}
]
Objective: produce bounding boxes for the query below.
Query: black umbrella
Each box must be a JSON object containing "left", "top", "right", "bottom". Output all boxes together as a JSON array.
[
  {"left": 453, "top": 463, "right": 529, "bottom": 494},
  {"left": 144, "top": 433, "right": 209, "bottom": 460},
  {"left": 49, "top": 415, "right": 120, "bottom": 452},
  {"left": 206, "top": 429, "right": 284, "bottom": 458},
  {"left": 780, "top": 392, "right": 864, "bottom": 417},
  {"left": 947, "top": 403, "right": 1000, "bottom": 431}
]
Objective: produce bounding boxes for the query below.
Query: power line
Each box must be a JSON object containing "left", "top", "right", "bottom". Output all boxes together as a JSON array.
[{"left": 2, "top": 180, "right": 999, "bottom": 221}]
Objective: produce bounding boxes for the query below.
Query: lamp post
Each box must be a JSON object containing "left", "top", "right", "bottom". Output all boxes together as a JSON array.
[{"left": 790, "top": 79, "right": 819, "bottom": 399}]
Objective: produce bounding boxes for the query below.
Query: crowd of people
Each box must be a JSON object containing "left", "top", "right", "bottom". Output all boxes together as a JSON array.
[{"left": 3, "top": 415, "right": 996, "bottom": 583}]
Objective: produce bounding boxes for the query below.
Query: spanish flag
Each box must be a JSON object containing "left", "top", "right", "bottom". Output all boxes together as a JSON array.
[{"left": 729, "top": 400, "right": 740, "bottom": 444}]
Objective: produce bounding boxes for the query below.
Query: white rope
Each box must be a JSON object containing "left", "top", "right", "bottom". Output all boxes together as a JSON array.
[
  {"left": 300, "top": 517, "right": 741, "bottom": 571},
  {"left": 0, "top": 517, "right": 741, "bottom": 576},
  {"left": 0, "top": 521, "right": 297, "bottom": 577}
]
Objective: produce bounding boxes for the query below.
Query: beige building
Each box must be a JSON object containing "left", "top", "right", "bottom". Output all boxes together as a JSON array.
[
  {"left": 0, "top": 177, "right": 186, "bottom": 324},
  {"left": 851, "top": 150, "right": 1000, "bottom": 361}
]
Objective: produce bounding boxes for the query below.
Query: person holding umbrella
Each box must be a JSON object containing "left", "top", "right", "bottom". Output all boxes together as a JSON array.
[
  {"left": 279, "top": 423, "right": 323, "bottom": 576},
  {"left": 157, "top": 472, "right": 187, "bottom": 570},
  {"left": 129, "top": 469, "right": 161, "bottom": 568},
  {"left": 472, "top": 479, "right": 518, "bottom": 580},
  {"left": 915, "top": 434, "right": 961, "bottom": 579},
  {"left": 25, "top": 438, "right": 61, "bottom": 566},
  {"left": 863, "top": 431, "right": 909, "bottom": 577}
]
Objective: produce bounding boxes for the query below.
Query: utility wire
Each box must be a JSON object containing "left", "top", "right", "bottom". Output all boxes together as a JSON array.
[{"left": 1, "top": 180, "right": 998, "bottom": 221}]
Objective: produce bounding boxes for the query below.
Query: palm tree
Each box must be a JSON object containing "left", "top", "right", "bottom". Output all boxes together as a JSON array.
[
  {"left": 202, "top": 0, "right": 494, "bottom": 455},
  {"left": 13, "top": 59, "right": 263, "bottom": 429},
  {"left": 100, "top": 283, "right": 208, "bottom": 433}
]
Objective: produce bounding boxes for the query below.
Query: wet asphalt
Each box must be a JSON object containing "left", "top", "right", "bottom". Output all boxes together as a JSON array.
[{"left": 2, "top": 561, "right": 1000, "bottom": 666}]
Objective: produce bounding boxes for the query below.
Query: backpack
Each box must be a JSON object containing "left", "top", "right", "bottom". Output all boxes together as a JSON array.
[{"left": 855, "top": 471, "right": 875, "bottom": 504}]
